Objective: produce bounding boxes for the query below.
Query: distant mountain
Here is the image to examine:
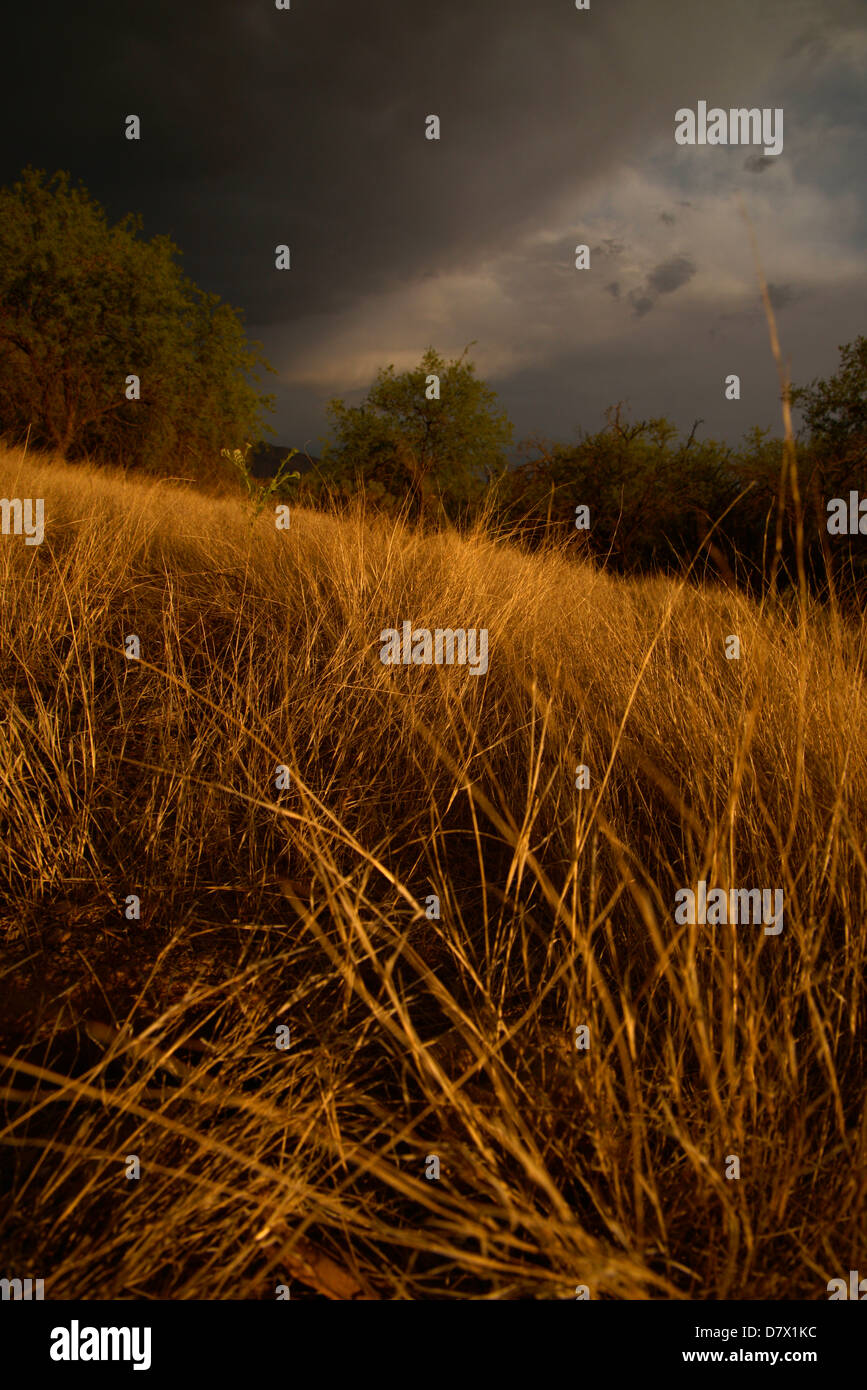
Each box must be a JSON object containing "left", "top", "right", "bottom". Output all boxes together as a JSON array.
[{"left": 247, "top": 442, "right": 321, "bottom": 478}]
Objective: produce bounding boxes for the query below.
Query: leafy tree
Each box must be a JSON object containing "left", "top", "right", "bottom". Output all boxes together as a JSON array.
[
  {"left": 791, "top": 336, "right": 867, "bottom": 465},
  {"left": 319, "top": 345, "right": 513, "bottom": 518},
  {"left": 789, "top": 338, "right": 867, "bottom": 595},
  {"left": 0, "top": 167, "right": 274, "bottom": 474}
]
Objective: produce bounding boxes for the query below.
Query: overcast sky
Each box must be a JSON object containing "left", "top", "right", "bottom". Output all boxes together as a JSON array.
[{"left": 5, "top": 0, "right": 866, "bottom": 455}]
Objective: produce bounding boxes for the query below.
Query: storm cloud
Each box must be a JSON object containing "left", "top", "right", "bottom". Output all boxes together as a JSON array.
[{"left": 3, "top": 0, "right": 866, "bottom": 450}]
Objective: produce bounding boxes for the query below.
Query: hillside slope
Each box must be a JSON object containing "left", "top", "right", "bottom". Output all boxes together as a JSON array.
[{"left": 0, "top": 442, "right": 864, "bottom": 1299}]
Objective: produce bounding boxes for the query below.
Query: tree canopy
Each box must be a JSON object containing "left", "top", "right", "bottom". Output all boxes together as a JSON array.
[
  {"left": 791, "top": 335, "right": 867, "bottom": 469},
  {"left": 317, "top": 345, "right": 513, "bottom": 518},
  {"left": 0, "top": 166, "right": 274, "bottom": 474},
  {"left": 494, "top": 336, "right": 867, "bottom": 594}
]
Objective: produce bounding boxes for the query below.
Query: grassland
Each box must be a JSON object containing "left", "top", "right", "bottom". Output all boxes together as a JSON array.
[{"left": 0, "top": 440, "right": 864, "bottom": 1298}]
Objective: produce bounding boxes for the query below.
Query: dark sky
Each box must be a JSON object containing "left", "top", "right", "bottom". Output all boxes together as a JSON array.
[{"left": 5, "top": 1, "right": 866, "bottom": 455}]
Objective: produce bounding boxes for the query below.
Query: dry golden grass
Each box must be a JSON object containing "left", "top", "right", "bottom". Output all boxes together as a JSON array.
[{"left": 0, "top": 438, "right": 864, "bottom": 1299}]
